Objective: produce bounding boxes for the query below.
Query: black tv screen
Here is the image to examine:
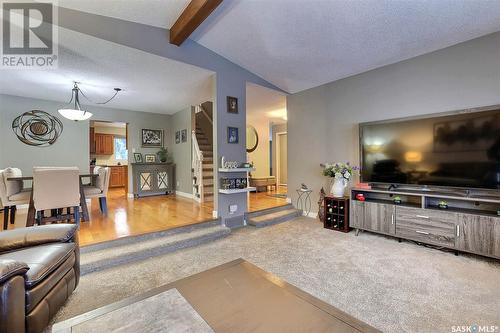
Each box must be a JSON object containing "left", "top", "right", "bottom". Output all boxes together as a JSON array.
[{"left": 360, "top": 108, "right": 500, "bottom": 190}]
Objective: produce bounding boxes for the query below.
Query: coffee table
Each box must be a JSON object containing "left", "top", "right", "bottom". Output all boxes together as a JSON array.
[{"left": 53, "top": 259, "right": 380, "bottom": 332}]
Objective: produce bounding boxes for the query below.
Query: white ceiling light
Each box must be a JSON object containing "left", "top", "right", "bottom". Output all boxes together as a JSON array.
[{"left": 58, "top": 82, "right": 121, "bottom": 121}]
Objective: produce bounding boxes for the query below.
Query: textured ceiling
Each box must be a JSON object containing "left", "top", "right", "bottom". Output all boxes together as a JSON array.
[
  {"left": 0, "top": 26, "right": 215, "bottom": 114},
  {"left": 61, "top": 0, "right": 500, "bottom": 94}
]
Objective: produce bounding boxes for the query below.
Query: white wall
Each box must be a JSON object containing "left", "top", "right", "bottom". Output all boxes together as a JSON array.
[{"left": 287, "top": 32, "right": 500, "bottom": 213}]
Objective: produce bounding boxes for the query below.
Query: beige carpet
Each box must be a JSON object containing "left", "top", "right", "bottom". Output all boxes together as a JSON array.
[{"left": 50, "top": 217, "right": 500, "bottom": 333}]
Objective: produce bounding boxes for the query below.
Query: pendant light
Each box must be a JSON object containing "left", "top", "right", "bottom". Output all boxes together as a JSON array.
[{"left": 58, "top": 82, "right": 121, "bottom": 121}]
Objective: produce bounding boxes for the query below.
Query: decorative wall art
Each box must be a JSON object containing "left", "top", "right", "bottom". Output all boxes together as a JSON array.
[
  {"left": 181, "top": 129, "right": 187, "bottom": 143},
  {"left": 12, "top": 110, "right": 63, "bottom": 147},
  {"left": 175, "top": 131, "right": 180, "bottom": 144},
  {"left": 227, "top": 127, "right": 239, "bottom": 144},
  {"left": 142, "top": 129, "right": 163, "bottom": 147},
  {"left": 227, "top": 96, "right": 238, "bottom": 114}
]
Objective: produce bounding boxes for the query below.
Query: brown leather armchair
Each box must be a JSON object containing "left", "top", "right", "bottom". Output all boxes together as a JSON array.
[{"left": 0, "top": 224, "right": 80, "bottom": 333}]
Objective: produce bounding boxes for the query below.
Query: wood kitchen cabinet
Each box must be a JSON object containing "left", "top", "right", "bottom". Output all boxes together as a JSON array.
[
  {"left": 94, "top": 134, "right": 114, "bottom": 155},
  {"left": 109, "top": 166, "right": 127, "bottom": 188},
  {"left": 89, "top": 127, "right": 96, "bottom": 153}
]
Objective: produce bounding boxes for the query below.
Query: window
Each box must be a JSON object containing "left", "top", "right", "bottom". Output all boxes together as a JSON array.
[{"left": 114, "top": 137, "right": 128, "bottom": 160}]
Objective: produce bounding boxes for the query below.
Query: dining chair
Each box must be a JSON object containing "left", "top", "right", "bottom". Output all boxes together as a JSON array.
[
  {"left": 32, "top": 167, "right": 81, "bottom": 225},
  {"left": 0, "top": 168, "right": 31, "bottom": 230},
  {"left": 83, "top": 166, "right": 111, "bottom": 214}
]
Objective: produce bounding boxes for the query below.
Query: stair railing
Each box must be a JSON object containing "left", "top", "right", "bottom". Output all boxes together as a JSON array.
[
  {"left": 192, "top": 130, "right": 204, "bottom": 202},
  {"left": 195, "top": 105, "right": 213, "bottom": 125}
]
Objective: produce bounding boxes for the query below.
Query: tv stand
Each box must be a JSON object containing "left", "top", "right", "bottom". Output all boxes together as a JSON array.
[{"left": 350, "top": 187, "right": 500, "bottom": 259}]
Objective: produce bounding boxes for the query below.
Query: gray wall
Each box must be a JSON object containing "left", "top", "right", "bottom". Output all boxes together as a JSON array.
[
  {"left": 0, "top": 94, "right": 172, "bottom": 192},
  {"left": 170, "top": 106, "right": 193, "bottom": 195},
  {"left": 287, "top": 32, "right": 500, "bottom": 214},
  {"left": 57, "top": 7, "right": 284, "bottom": 224}
]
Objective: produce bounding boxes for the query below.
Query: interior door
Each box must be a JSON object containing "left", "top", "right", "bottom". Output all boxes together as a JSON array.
[{"left": 278, "top": 133, "right": 287, "bottom": 185}]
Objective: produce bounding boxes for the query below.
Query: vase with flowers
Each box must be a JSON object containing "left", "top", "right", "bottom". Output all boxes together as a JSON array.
[{"left": 322, "top": 162, "right": 358, "bottom": 197}]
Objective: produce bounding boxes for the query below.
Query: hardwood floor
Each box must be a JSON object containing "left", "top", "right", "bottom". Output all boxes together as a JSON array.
[
  {"left": 248, "top": 185, "right": 289, "bottom": 212},
  {"left": 78, "top": 189, "right": 214, "bottom": 246},
  {"left": 1, "top": 186, "right": 289, "bottom": 246}
]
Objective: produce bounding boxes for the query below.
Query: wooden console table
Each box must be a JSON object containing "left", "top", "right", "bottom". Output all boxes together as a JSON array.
[{"left": 131, "top": 163, "right": 175, "bottom": 198}]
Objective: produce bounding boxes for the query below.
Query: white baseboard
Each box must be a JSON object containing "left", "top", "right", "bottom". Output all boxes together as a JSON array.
[
  {"left": 127, "top": 193, "right": 134, "bottom": 198},
  {"left": 176, "top": 191, "right": 194, "bottom": 199},
  {"left": 302, "top": 211, "right": 318, "bottom": 218}
]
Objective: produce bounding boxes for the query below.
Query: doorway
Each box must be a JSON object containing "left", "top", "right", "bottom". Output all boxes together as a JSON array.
[
  {"left": 89, "top": 121, "right": 129, "bottom": 197},
  {"left": 276, "top": 132, "right": 288, "bottom": 186}
]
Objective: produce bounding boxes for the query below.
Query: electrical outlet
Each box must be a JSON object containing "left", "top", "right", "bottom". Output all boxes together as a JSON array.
[{"left": 229, "top": 204, "right": 238, "bottom": 214}]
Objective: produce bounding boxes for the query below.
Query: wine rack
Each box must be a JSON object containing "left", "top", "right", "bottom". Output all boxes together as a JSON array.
[{"left": 324, "top": 196, "right": 350, "bottom": 232}]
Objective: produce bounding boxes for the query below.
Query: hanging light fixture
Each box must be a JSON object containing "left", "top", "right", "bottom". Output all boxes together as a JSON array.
[{"left": 58, "top": 82, "right": 121, "bottom": 121}]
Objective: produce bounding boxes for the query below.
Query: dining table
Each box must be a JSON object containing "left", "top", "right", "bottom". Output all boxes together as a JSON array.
[{"left": 7, "top": 174, "right": 98, "bottom": 227}]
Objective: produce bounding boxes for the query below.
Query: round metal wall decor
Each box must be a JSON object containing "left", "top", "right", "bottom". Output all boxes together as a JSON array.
[{"left": 12, "top": 110, "right": 63, "bottom": 147}]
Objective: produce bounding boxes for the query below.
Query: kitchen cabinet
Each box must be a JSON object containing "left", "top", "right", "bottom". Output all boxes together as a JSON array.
[
  {"left": 109, "top": 166, "right": 127, "bottom": 188},
  {"left": 94, "top": 134, "right": 114, "bottom": 155}
]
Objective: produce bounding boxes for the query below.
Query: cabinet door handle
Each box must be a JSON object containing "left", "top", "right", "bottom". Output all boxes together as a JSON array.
[
  {"left": 456, "top": 225, "right": 460, "bottom": 237},
  {"left": 391, "top": 214, "right": 394, "bottom": 225},
  {"left": 416, "top": 215, "right": 429, "bottom": 219},
  {"left": 415, "top": 230, "right": 430, "bottom": 235}
]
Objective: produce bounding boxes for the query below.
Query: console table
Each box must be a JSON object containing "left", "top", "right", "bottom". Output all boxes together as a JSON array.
[
  {"left": 350, "top": 187, "right": 500, "bottom": 259},
  {"left": 131, "top": 163, "right": 175, "bottom": 198}
]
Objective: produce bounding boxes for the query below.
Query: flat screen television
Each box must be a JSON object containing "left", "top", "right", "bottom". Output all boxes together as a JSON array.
[{"left": 360, "top": 107, "right": 500, "bottom": 190}]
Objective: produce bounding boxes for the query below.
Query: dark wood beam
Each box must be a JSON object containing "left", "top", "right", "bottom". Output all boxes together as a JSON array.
[{"left": 169, "top": 0, "right": 223, "bottom": 46}]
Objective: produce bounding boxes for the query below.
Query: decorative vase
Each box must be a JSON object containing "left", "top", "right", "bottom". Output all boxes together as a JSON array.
[{"left": 331, "top": 178, "right": 347, "bottom": 197}]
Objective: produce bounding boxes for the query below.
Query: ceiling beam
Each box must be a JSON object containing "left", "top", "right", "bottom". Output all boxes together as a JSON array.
[{"left": 169, "top": 0, "right": 223, "bottom": 46}]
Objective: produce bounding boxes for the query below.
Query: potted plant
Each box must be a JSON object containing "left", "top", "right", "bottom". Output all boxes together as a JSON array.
[
  {"left": 322, "top": 162, "right": 358, "bottom": 197},
  {"left": 156, "top": 147, "right": 171, "bottom": 163}
]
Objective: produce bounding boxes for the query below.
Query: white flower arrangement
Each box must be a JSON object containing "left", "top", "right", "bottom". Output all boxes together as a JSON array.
[{"left": 322, "top": 162, "right": 358, "bottom": 181}]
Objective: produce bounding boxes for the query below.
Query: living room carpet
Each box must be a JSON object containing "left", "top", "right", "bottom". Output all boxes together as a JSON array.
[{"left": 50, "top": 217, "right": 500, "bottom": 333}]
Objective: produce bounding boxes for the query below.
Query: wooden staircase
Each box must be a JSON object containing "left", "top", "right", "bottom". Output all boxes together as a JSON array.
[{"left": 193, "top": 103, "right": 214, "bottom": 203}]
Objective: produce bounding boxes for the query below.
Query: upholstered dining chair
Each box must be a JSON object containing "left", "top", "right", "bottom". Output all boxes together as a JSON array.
[
  {"left": 83, "top": 166, "right": 111, "bottom": 214},
  {"left": 32, "top": 167, "right": 80, "bottom": 225},
  {"left": 0, "top": 168, "right": 31, "bottom": 230}
]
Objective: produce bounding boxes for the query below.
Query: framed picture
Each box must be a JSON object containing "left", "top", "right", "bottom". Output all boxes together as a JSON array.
[
  {"left": 227, "top": 126, "right": 239, "bottom": 144},
  {"left": 144, "top": 154, "right": 156, "bottom": 163},
  {"left": 133, "top": 153, "right": 143, "bottom": 163},
  {"left": 142, "top": 129, "right": 163, "bottom": 147},
  {"left": 175, "top": 131, "right": 180, "bottom": 144},
  {"left": 227, "top": 96, "right": 238, "bottom": 114},
  {"left": 181, "top": 129, "right": 187, "bottom": 143}
]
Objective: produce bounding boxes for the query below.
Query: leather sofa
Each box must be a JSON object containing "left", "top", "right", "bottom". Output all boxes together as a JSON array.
[{"left": 0, "top": 224, "right": 80, "bottom": 333}]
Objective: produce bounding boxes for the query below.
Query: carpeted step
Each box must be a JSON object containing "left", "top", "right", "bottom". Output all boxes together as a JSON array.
[
  {"left": 247, "top": 207, "right": 302, "bottom": 228},
  {"left": 80, "top": 221, "right": 230, "bottom": 275}
]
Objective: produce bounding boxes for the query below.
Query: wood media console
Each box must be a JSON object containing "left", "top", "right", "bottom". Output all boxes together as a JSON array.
[{"left": 350, "top": 187, "right": 500, "bottom": 259}]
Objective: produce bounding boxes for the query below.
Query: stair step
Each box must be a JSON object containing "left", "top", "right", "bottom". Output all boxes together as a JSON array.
[
  {"left": 246, "top": 204, "right": 294, "bottom": 218},
  {"left": 202, "top": 166, "right": 214, "bottom": 171},
  {"left": 80, "top": 222, "right": 230, "bottom": 275},
  {"left": 202, "top": 159, "right": 213, "bottom": 164},
  {"left": 247, "top": 208, "right": 301, "bottom": 228}
]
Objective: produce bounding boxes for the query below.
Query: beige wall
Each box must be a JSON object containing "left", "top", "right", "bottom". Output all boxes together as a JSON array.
[
  {"left": 246, "top": 119, "right": 270, "bottom": 177},
  {"left": 287, "top": 32, "right": 500, "bottom": 214}
]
